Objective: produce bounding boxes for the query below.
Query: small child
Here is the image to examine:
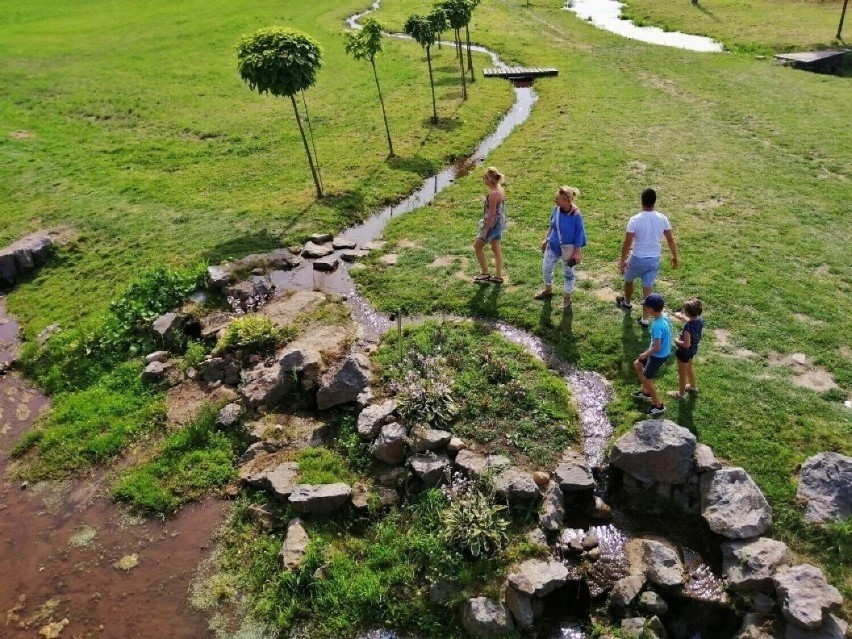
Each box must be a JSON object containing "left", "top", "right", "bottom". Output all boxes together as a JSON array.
[
  {"left": 668, "top": 298, "right": 704, "bottom": 400},
  {"left": 631, "top": 293, "right": 671, "bottom": 416}
]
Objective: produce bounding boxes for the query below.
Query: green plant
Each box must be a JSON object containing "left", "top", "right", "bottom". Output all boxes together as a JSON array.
[
  {"left": 213, "top": 315, "right": 282, "bottom": 358},
  {"left": 237, "top": 27, "right": 325, "bottom": 198},
  {"left": 441, "top": 474, "right": 509, "bottom": 557},
  {"left": 183, "top": 341, "right": 208, "bottom": 370},
  {"left": 403, "top": 13, "right": 439, "bottom": 123},
  {"left": 391, "top": 353, "right": 458, "bottom": 427}
]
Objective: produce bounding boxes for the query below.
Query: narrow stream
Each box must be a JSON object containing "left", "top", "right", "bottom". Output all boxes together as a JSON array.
[{"left": 564, "top": 0, "right": 724, "bottom": 52}]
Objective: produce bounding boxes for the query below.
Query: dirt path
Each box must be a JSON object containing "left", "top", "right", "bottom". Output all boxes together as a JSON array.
[{"left": 0, "top": 298, "right": 222, "bottom": 639}]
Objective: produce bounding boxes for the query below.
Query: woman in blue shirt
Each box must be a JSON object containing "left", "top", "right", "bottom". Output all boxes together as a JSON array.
[{"left": 533, "top": 186, "right": 588, "bottom": 309}]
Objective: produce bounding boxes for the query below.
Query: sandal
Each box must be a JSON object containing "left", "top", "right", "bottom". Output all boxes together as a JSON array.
[
  {"left": 473, "top": 273, "right": 491, "bottom": 282},
  {"left": 489, "top": 276, "right": 504, "bottom": 284},
  {"left": 534, "top": 289, "right": 554, "bottom": 300}
]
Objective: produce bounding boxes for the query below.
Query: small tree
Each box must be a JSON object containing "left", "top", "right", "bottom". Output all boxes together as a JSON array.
[
  {"left": 345, "top": 18, "right": 394, "bottom": 157},
  {"left": 236, "top": 27, "right": 325, "bottom": 198},
  {"left": 429, "top": 6, "right": 449, "bottom": 52},
  {"left": 438, "top": 0, "right": 472, "bottom": 100},
  {"left": 464, "top": 0, "right": 480, "bottom": 82},
  {"left": 404, "top": 14, "right": 439, "bottom": 124}
]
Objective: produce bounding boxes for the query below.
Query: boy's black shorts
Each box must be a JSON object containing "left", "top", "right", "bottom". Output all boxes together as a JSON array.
[{"left": 642, "top": 355, "right": 668, "bottom": 379}]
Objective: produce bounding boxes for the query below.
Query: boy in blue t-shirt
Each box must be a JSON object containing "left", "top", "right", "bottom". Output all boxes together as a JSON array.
[{"left": 631, "top": 293, "right": 671, "bottom": 416}]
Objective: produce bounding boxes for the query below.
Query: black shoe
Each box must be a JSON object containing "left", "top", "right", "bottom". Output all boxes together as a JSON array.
[
  {"left": 615, "top": 295, "right": 632, "bottom": 311},
  {"left": 637, "top": 316, "right": 650, "bottom": 328},
  {"left": 648, "top": 404, "right": 666, "bottom": 416},
  {"left": 631, "top": 390, "right": 652, "bottom": 401}
]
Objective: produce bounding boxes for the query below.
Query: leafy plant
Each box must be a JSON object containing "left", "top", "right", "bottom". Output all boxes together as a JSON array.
[
  {"left": 390, "top": 353, "right": 458, "bottom": 427},
  {"left": 237, "top": 27, "right": 325, "bottom": 198},
  {"left": 403, "top": 13, "right": 440, "bottom": 123},
  {"left": 441, "top": 473, "right": 508, "bottom": 557},
  {"left": 183, "top": 341, "right": 208, "bottom": 370},
  {"left": 213, "top": 315, "right": 283, "bottom": 358}
]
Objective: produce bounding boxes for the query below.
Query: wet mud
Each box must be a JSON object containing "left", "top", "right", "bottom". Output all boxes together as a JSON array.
[{"left": 0, "top": 298, "right": 226, "bottom": 639}]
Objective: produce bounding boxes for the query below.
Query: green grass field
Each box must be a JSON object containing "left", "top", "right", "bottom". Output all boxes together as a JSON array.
[{"left": 2, "top": 0, "right": 850, "bottom": 614}]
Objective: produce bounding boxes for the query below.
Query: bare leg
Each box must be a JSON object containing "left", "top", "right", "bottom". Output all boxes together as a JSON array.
[
  {"left": 686, "top": 361, "right": 697, "bottom": 390},
  {"left": 490, "top": 239, "right": 503, "bottom": 278},
  {"left": 676, "top": 360, "right": 687, "bottom": 394},
  {"left": 473, "top": 238, "right": 489, "bottom": 275},
  {"left": 645, "top": 379, "right": 661, "bottom": 406},
  {"left": 641, "top": 285, "right": 653, "bottom": 320},
  {"left": 624, "top": 280, "right": 635, "bottom": 304}
]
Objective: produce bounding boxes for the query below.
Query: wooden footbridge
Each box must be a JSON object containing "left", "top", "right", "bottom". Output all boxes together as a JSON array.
[{"left": 483, "top": 66, "right": 558, "bottom": 81}]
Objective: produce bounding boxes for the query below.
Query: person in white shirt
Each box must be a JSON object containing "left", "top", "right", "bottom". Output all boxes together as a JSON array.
[{"left": 616, "top": 188, "right": 680, "bottom": 327}]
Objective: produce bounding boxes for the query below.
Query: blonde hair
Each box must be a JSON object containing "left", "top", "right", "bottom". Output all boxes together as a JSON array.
[
  {"left": 484, "top": 167, "right": 504, "bottom": 185},
  {"left": 558, "top": 185, "right": 580, "bottom": 201}
]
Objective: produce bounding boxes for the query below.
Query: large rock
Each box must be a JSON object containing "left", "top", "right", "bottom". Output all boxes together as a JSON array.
[
  {"left": 554, "top": 459, "right": 596, "bottom": 493},
  {"left": 207, "top": 265, "right": 232, "bottom": 290},
  {"left": 0, "top": 233, "right": 53, "bottom": 286},
  {"left": 694, "top": 443, "right": 722, "bottom": 472},
  {"left": 773, "top": 564, "right": 842, "bottom": 630},
  {"left": 301, "top": 241, "right": 335, "bottom": 258},
  {"left": 312, "top": 256, "right": 339, "bottom": 272},
  {"left": 140, "top": 360, "right": 172, "bottom": 383},
  {"left": 641, "top": 539, "right": 684, "bottom": 587},
  {"left": 240, "top": 362, "right": 287, "bottom": 409},
  {"left": 279, "top": 346, "right": 324, "bottom": 391},
  {"left": 700, "top": 467, "right": 772, "bottom": 539},
  {"left": 356, "top": 399, "right": 397, "bottom": 439},
  {"left": 289, "top": 483, "right": 352, "bottom": 514},
  {"left": 407, "top": 423, "right": 451, "bottom": 453},
  {"left": 460, "top": 597, "right": 514, "bottom": 637},
  {"left": 610, "top": 419, "right": 696, "bottom": 484},
  {"left": 370, "top": 422, "right": 408, "bottom": 464},
  {"left": 279, "top": 518, "right": 310, "bottom": 570},
  {"left": 494, "top": 467, "right": 540, "bottom": 506},
  {"left": 784, "top": 614, "right": 848, "bottom": 639},
  {"left": 538, "top": 481, "right": 565, "bottom": 532},
  {"left": 621, "top": 616, "right": 667, "bottom": 639},
  {"left": 796, "top": 452, "right": 852, "bottom": 524},
  {"left": 610, "top": 574, "right": 646, "bottom": 608},
  {"left": 226, "top": 275, "right": 273, "bottom": 309},
  {"left": 316, "top": 354, "right": 371, "bottom": 410},
  {"left": 409, "top": 452, "right": 449, "bottom": 486},
  {"left": 200, "top": 357, "right": 226, "bottom": 382},
  {"left": 454, "top": 449, "right": 511, "bottom": 478},
  {"left": 721, "top": 538, "right": 792, "bottom": 591},
  {"left": 151, "top": 312, "right": 182, "bottom": 347},
  {"left": 215, "top": 402, "right": 243, "bottom": 429},
  {"left": 239, "top": 456, "right": 299, "bottom": 499},
  {"left": 504, "top": 585, "right": 534, "bottom": 629},
  {"left": 508, "top": 559, "right": 570, "bottom": 597}
]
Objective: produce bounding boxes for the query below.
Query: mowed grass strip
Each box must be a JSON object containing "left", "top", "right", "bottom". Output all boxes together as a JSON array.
[
  {"left": 357, "top": 0, "right": 851, "bottom": 601},
  {"left": 0, "top": 0, "right": 513, "bottom": 334},
  {"left": 620, "top": 0, "right": 847, "bottom": 54}
]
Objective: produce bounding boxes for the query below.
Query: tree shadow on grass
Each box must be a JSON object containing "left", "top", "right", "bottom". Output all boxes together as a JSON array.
[
  {"left": 387, "top": 155, "right": 440, "bottom": 178},
  {"left": 201, "top": 231, "right": 283, "bottom": 265},
  {"left": 423, "top": 115, "right": 463, "bottom": 131}
]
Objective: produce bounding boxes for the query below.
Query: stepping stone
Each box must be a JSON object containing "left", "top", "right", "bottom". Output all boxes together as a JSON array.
[{"left": 312, "top": 256, "right": 339, "bottom": 272}]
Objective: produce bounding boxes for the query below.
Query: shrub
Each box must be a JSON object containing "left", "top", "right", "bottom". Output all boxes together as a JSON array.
[
  {"left": 183, "top": 341, "right": 208, "bottom": 370},
  {"left": 391, "top": 354, "right": 457, "bottom": 427},
  {"left": 213, "top": 315, "right": 284, "bottom": 358},
  {"left": 441, "top": 473, "right": 508, "bottom": 557}
]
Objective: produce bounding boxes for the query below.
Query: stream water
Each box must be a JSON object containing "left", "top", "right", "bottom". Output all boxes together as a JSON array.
[
  {"left": 0, "top": 2, "right": 732, "bottom": 638},
  {"left": 565, "top": 0, "right": 724, "bottom": 52}
]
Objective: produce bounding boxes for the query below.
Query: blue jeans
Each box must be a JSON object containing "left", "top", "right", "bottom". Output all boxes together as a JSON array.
[{"left": 542, "top": 248, "right": 575, "bottom": 294}]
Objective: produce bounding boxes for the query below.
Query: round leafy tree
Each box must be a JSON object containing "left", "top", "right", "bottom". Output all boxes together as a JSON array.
[
  {"left": 404, "top": 13, "right": 439, "bottom": 123},
  {"left": 237, "top": 27, "right": 325, "bottom": 198}
]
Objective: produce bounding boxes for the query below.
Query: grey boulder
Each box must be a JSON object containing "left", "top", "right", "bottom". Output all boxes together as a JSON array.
[
  {"left": 610, "top": 419, "right": 696, "bottom": 484},
  {"left": 700, "top": 467, "right": 772, "bottom": 539},
  {"left": 796, "top": 452, "right": 852, "bottom": 524}
]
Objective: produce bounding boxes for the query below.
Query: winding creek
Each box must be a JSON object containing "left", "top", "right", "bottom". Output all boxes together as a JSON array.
[{"left": 0, "top": 2, "right": 732, "bottom": 638}]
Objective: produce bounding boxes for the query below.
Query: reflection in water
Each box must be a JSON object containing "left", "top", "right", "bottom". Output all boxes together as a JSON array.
[{"left": 565, "top": 0, "right": 724, "bottom": 52}]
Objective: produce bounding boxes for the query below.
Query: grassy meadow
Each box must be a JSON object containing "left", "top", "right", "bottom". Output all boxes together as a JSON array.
[{"left": 1, "top": 0, "right": 850, "bottom": 620}]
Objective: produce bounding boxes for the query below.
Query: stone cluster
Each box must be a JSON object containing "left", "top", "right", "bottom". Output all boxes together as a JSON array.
[{"left": 0, "top": 232, "right": 53, "bottom": 288}]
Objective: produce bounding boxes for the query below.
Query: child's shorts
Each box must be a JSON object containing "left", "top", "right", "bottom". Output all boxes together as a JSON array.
[
  {"left": 675, "top": 349, "right": 695, "bottom": 363},
  {"left": 642, "top": 355, "right": 668, "bottom": 379}
]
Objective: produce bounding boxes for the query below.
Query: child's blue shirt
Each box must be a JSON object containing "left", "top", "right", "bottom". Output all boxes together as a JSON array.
[{"left": 649, "top": 315, "right": 672, "bottom": 359}]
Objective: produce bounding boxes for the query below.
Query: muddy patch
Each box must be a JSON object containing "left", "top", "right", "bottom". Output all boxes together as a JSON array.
[
  {"left": 166, "top": 381, "right": 239, "bottom": 426},
  {"left": 379, "top": 253, "right": 398, "bottom": 266},
  {"left": 691, "top": 197, "right": 727, "bottom": 210},
  {"left": 258, "top": 290, "right": 326, "bottom": 328},
  {"left": 627, "top": 160, "right": 647, "bottom": 176},
  {"left": 10, "top": 130, "right": 34, "bottom": 139},
  {"left": 244, "top": 412, "right": 330, "bottom": 452},
  {"left": 396, "top": 239, "right": 422, "bottom": 251},
  {"left": 427, "top": 255, "right": 460, "bottom": 269},
  {"left": 767, "top": 352, "right": 838, "bottom": 392},
  {"left": 712, "top": 329, "right": 757, "bottom": 359},
  {"left": 793, "top": 313, "right": 823, "bottom": 327}
]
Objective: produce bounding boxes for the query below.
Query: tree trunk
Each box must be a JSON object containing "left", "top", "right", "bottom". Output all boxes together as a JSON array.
[
  {"left": 371, "top": 57, "right": 394, "bottom": 157},
  {"left": 456, "top": 29, "right": 467, "bottom": 100},
  {"left": 427, "top": 46, "right": 438, "bottom": 124},
  {"left": 465, "top": 23, "right": 475, "bottom": 82},
  {"left": 290, "top": 94, "right": 323, "bottom": 199}
]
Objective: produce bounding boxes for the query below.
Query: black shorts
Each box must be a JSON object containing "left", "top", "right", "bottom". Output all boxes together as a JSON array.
[
  {"left": 641, "top": 355, "right": 668, "bottom": 379},
  {"left": 675, "top": 349, "right": 694, "bottom": 363}
]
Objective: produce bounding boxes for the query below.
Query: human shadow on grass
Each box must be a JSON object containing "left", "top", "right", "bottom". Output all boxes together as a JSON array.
[
  {"left": 467, "top": 280, "right": 500, "bottom": 318},
  {"left": 201, "top": 231, "right": 283, "bottom": 265},
  {"left": 673, "top": 393, "right": 697, "bottom": 432},
  {"left": 691, "top": 1, "right": 719, "bottom": 20},
  {"left": 620, "top": 309, "right": 643, "bottom": 365}
]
